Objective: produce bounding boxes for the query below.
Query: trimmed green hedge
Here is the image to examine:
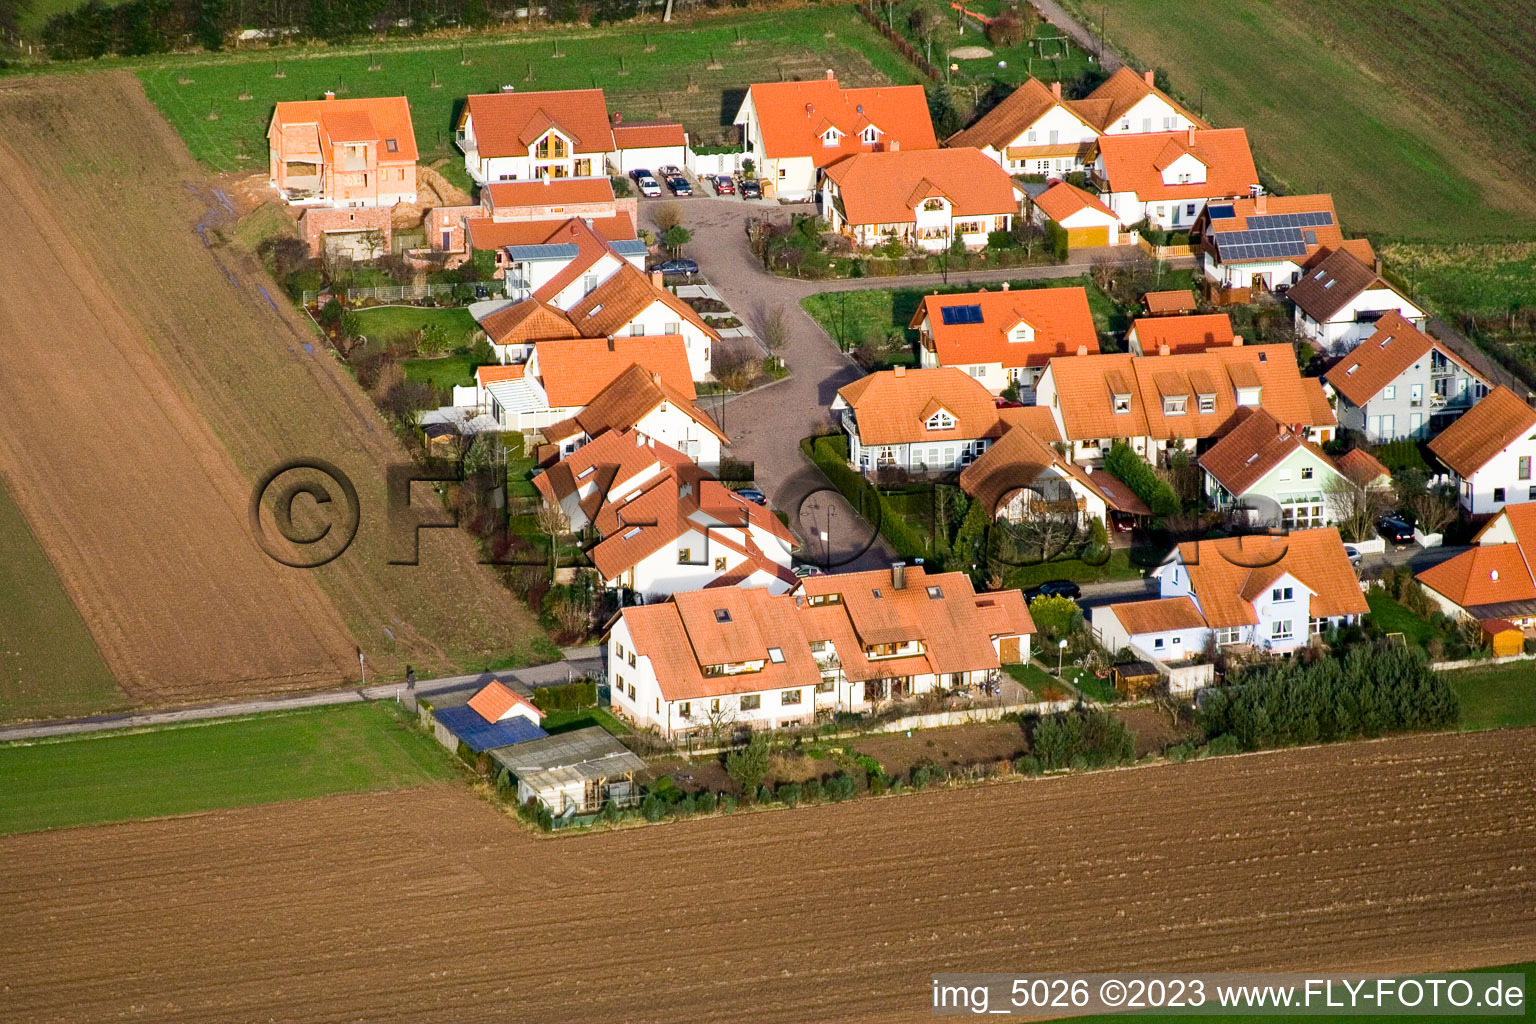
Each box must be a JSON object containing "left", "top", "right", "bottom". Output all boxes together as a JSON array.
[
  {"left": 1103, "top": 442, "right": 1180, "bottom": 516},
  {"left": 802, "top": 435, "right": 932, "bottom": 560},
  {"left": 530, "top": 679, "right": 598, "bottom": 712}
]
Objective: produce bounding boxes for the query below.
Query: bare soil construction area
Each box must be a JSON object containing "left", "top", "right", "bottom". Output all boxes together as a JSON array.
[
  {"left": 0, "top": 74, "right": 542, "bottom": 711},
  {"left": 4, "top": 730, "right": 1533, "bottom": 1024}
]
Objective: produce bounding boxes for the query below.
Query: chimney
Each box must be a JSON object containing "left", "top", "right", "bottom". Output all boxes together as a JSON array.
[
  {"left": 651, "top": 371, "right": 662, "bottom": 385},
  {"left": 890, "top": 140, "right": 900, "bottom": 152},
  {"left": 1186, "top": 126, "right": 1195, "bottom": 146},
  {"left": 1143, "top": 70, "right": 1155, "bottom": 86},
  {"left": 1255, "top": 194, "right": 1267, "bottom": 214},
  {"left": 1158, "top": 343, "right": 1170, "bottom": 356},
  {"left": 607, "top": 337, "right": 616, "bottom": 352},
  {"left": 613, "top": 112, "right": 622, "bottom": 124},
  {"left": 1231, "top": 334, "right": 1244, "bottom": 347},
  {"left": 890, "top": 561, "right": 906, "bottom": 590},
  {"left": 825, "top": 69, "right": 836, "bottom": 81},
  {"left": 1001, "top": 282, "right": 1010, "bottom": 291},
  {"left": 1076, "top": 344, "right": 1088, "bottom": 356},
  {"left": 893, "top": 365, "right": 906, "bottom": 377},
  {"left": 1374, "top": 257, "right": 1383, "bottom": 274},
  {"left": 1278, "top": 421, "right": 1288, "bottom": 439},
  {"left": 651, "top": 270, "right": 664, "bottom": 289},
  {"left": 805, "top": 102, "right": 814, "bottom": 116},
  {"left": 323, "top": 91, "right": 335, "bottom": 101},
  {"left": 500, "top": 84, "right": 515, "bottom": 93},
  {"left": 1051, "top": 81, "right": 1062, "bottom": 99}
]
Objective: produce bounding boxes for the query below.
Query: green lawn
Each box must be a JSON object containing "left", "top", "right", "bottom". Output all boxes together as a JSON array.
[
  {"left": 0, "top": 703, "right": 455, "bottom": 835},
  {"left": 356, "top": 305, "right": 478, "bottom": 349},
  {"left": 1445, "top": 661, "right": 1536, "bottom": 732},
  {"left": 874, "top": 0, "right": 1096, "bottom": 91},
  {"left": 133, "top": 8, "right": 919, "bottom": 172},
  {"left": 1365, "top": 590, "right": 1446, "bottom": 646},
  {"left": 1062, "top": 664, "right": 1120, "bottom": 703},
  {"left": 539, "top": 705, "right": 632, "bottom": 736},
  {"left": 801, "top": 275, "right": 1121, "bottom": 352},
  {"left": 506, "top": 453, "right": 540, "bottom": 500},
  {"left": 1057, "top": 0, "right": 1536, "bottom": 241},
  {"left": 403, "top": 351, "right": 478, "bottom": 390},
  {"left": 1003, "top": 549, "right": 1147, "bottom": 588},
  {"left": 0, "top": 478, "right": 124, "bottom": 722}
]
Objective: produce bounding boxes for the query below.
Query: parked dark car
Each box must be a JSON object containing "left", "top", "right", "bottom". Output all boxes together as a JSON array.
[
  {"left": 1377, "top": 515, "right": 1415, "bottom": 545},
  {"left": 739, "top": 178, "right": 762, "bottom": 199},
  {"left": 734, "top": 488, "right": 768, "bottom": 505},
  {"left": 654, "top": 258, "right": 699, "bottom": 276},
  {"left": 665, "top": 174, "right": 692, "bottom": 196},
  {"left": 629, "top": 169, "right": 662, "bottom": 197},
  {"left": 1024, "top": 580, "right": 1082, "bottom": 604},
  {"left": 711, "top": 174, "right": 735, "bottom": 195}
]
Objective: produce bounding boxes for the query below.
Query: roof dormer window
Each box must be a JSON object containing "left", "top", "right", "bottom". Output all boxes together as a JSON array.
[
  {"left": 1198, "top": 393, "right": 1216, "bottom": 413},
  {"left": 926, "top": 409, "right": 955, "bottom": 430},
  {"left": 861, "top": 125, "right": 879, "bottom": 143},
  {"left": 1113, "top": 394, "right": 1131, "bottom": 413},
  {"left": 1164, "top": 396, "right": 1187, "bottom": 415},
  {"left": 714, "top": 608, "right": 732, "bottom": 623},
  {"left": 822, "top": 127, "right": 842, "bottom": 146}
]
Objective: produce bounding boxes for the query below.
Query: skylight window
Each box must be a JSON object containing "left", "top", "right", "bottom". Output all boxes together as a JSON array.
[
  {"left": 714, "top": 608, "right": 732, "bottom": 623},
  {"left": 1345, "top": 365, "right": 1358, "bottom": 375},
  {"left": 767, "top": 647, "right": 785, "bottom": 663},
  {"left": 577, "top": 466, "right": 595, "bottom": 478},
  {"left": 1380, "top": 335, "right": 1394, "bottom": 348},
  {"left": 623, "top": 527, "right": 642, "bottom": 539},
  {"left": 871, "top": 588, "right": 883, "bottom": 599},
  {"left": 385, "top": 138, "right": 399, "bottom": 153},
  {"left": 926, "top": 585, "right": 943, "bottom": 599}
]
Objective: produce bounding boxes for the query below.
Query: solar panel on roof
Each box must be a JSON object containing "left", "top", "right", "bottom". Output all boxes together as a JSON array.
[{"left": 940, "top": 304, "right": 984, "bottom": 326}]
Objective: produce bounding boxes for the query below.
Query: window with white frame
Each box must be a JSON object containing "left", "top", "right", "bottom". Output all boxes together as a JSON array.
[
  {"left": 1153, "top": 637, "right": 1165, "bottom": 650},
  {"left": 780, "top": 689, "right": 802, "bottom": 705},
  {"left": 1309, "top": 617, "right": 1327, "bottom": 635},
  {"left": 1164, "top": 396, "right": 1187, "bottom": 415},
  {"left": 1198, "top": 394, "right": 1215, "bottom": 413},
  {"left": 1114, "top": 394, "right": 1131, "bottom": 413},
  {"left": 1271, "top": 620, "right": 1294, "bottom": 641},
  {"left": 1216, "top": 626, "right": 1241, "bottom": 645},
  {"left": 861, "top": 126, "right": 878, "bottom": 143},
  {"left": 1271, "top": 586, "right": 1294, "bottom": 602},
  {"left": 1384, "top": 385, "right": 1396, "bottom": 400},
  {"left": 926, "top": 410, "right": 954, "bottom": 430},
  {"left": 740, "top": 694, "right": 760, "bottom": 710}
]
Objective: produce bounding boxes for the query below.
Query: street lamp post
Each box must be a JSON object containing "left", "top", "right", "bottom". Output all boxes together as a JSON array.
[{"left": 1057, "top": 638, "right": 1068, "bottom": 678}]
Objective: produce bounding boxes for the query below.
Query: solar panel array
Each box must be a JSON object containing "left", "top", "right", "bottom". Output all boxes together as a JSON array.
[
  {"left": 1213, "top": 210, "right": 1336, "bottom": 263},
  {"left": 940, "top": 304, "right": 985, "bottom": 325}
]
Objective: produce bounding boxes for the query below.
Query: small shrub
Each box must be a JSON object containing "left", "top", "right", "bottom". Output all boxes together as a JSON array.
[
  {"left": 986, "top": 13, "right": 1026, "bottom": 46},
  {"left": 1068, "top": 753, "right": 1090, "bottom": 772},
  {"left": 887, "top": 778, "right": 904, "bottom": 795},
  {"left": 640, "top": 793, "right": 669, "bottom": 821},
  {"left": 910, "top": 766, "right": 930, "bottom": 790},
  {"left": 695, "top": 792, "right": 718, "bottom": 814},
  {"left": 1164, "top": 742, "right": 1197, "bottom": 763},
  {"left": 756, "top": 784, "right": 774, "bottom": 805},
  {"left": 776, "top": 782, "right": 803, "bottom": 807},
  {"left": 600, "top": 800, "right": 621, "bottom": 823},
  {"left": 1201, "top": 734, "right": 1242, "bottom": 758},
  {"left": 826, "top": 774, "right": 857, "bottom": 801},
  {"left": 802, "top": 779, "right": 823, "bottom": 804},
  {"left": 1013, "top": 754, "right": 1042, "bottom": 775},
  {"left": 719, "top": 795, "right": 737, "bottom": 814},
  {"left": 672, "top": 794, "right": 696, "bottom": 817},
  {"left": 869, "top": 774, "right": 888, "bottom": 796}
]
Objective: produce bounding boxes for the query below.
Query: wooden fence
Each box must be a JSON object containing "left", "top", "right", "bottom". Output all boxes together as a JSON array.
[{"left": 856, "top": 4, "right": 943, "bottom": 82}]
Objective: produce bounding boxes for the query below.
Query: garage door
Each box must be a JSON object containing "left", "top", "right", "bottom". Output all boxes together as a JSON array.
[{"left": 1067, "top": 225, "right": 1109, "bottom": 248}]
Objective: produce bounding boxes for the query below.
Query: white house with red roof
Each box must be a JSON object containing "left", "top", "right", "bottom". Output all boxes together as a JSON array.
[
  {"left": 732, "top": 71, "right": 937, "bottom": 200},
  {"left": 1191, "top": 193, "right": 1374, "bottom": 294},
  {"left": 457, "top": 88, "right": 616, "bottom": 183},
  {"left": 1428, "top": 386, "right": 1536, "bottom": 516},
  {"left": 909, "top": 284, "right": 1098, "bottom": 399},
  {"left": 819, "top": 147, "right": 1023, "bottom": 251},
  {"left": 1091, "top": 127, "right": 1259, "bottom": 230},
  {"left": 1417, "top": 504, "right": 1536, "bottom": 625},
  {"left": 834, "top": 366, "right": 1012, "bottom": 476},
  {"left": 1027, "top": 181, "right": 1122, "bottom": 248},
  {"left": 607, "top": 565, "right": 1034, "bottom": 736}
]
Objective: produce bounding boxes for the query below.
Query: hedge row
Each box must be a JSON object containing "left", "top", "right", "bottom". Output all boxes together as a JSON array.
[
  {"left": 530, "top": 679, "right": 598, "bottom": 712},
  {"left": 1103, "top": 441, "right": 1181, "bottom": 516},
  {"left": 803, "top": 435, "right": 932, "bottom": 560}
]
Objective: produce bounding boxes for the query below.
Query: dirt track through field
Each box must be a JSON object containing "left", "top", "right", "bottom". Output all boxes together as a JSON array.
[
  {"left": 0, "top": 73, "right": 543, "bottom": 710},
  {"left": 3, "top": 730, "right": 1533, "bottom": 1023}
]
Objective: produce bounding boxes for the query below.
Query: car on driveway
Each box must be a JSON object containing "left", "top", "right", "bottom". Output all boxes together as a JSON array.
[
  {"left": 739, "top": 178, "right": 762, "bottom": 200},
  {"left": 665, "top": 174, "right": 692, "bottom": 196},
  {"left": 658, "top": 165, "right": 683, "bottom": 177},
  {"left": 1024, "top": 579, "right": 1082, "bottom": 604},
  {"left": 711, "top": 175, "right": 735, "bottom": 196},
  {"left": 1377, "top": 515, "right": 1415, "bottom": 545},
  {"left": 735, "top": 488, "right": 767, "bottom": 505},
  {"left": 792, "top": 563, "right": 824, "bottom": 578},
  {"left": 654, "top": 258, "right": 699, "bottom": 276},
  {"left": 631, "top": 169, "right": 662, "bottom": 197},
  {"left": 1343, "top": 544, "right": 1363, "bottom": 569}
]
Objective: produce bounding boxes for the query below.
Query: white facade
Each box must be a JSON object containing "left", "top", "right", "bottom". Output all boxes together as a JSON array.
[
  {"left": 732, "top": 90, "right": 819, "bottom": 199},
  {"left": 1200, "top": 250, "right": 1307, "bottom": 290},
  {"left": 609, "top": 523, "right": 793, "bottom": 599},
  {"left": 1451, "top": 435, "right": 1536, "bottom": 516},
  {"left": 505, "top": 250, "right": 638, "bottom": 304},
  {"left": 841, "top": 412, "right": 993, "bottom": 477},
  {"left": 458, "top": 117, "right": 611, "bottom": 185},
  {"left": 992, "top": 104, "right": 1098, "bottom": 175},
  {"left": 1152, "top": 562, "right": 1353, "bottom": 655},
  {"left": 1093, "top": 607, "right": 1209, "bottom": 662},
  {"left": 612, "top": 143, "right": 688, "bottom": 176},
  {"left": 1100, "top": 93, "right": 1199, "bottom": 137},
  {"left": 820, "top": 188, "right": 1014, "bottom": 252},
  {"left": 1294, "top": 289, "right": 1427, "bottom": 353},
  {"left": 606, "top": 300, "right": 713, "bottom": 381}
]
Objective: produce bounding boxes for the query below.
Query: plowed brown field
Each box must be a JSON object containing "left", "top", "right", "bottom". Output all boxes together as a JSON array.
[
  {"left": 0, "top": 74, "right": 542, "bottom": 710},
  {"left": 4, "top": 730, "right": 1533, "bottom": 1023}
]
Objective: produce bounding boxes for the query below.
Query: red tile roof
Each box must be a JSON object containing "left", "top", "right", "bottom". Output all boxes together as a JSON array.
[
  {"left": 1417, "top": 543, "right": 1536, "bottom": 610},
  {"left": 612, "top": 121, "right": 687, "bottom": 149},
  {"left": 270, "top": 95, "right": 419, "bottom": 162},
  {"left": 1080, "top": 67, "right": 1209, "bottom": 132},
  {"left": 1143, "top": 290, "right": 1197, "bottom": 315},
  {"left": 460, "top": 89, "right": 614, "bottom": 158},
  {"left": 544, "top": 363, "right": 725, "bottom": 446},
  {"left": 467, "top": 680, "right": 542, "bottom": 723},
  {"left": 837, "top": 367, "right": 1006, "bottom": 446},
  {"left": 1095, "top": 128, "right": 1258, "bottom": 202},
  {"left": 1131, "top": 314, "right": 1235, "bottom": 355},
  {"left": 1108, "top": 596, "right": 1206, "bottom": 635},
  {"left": 946, "top": 77, "right": 1096, "bottom": 151},
  {"left": 476, "top": 364, "right": 526, "bottom": 385},
  {"left": 485, "top": 177, "right": 615, "bottom": 209},
  {"left": 1197, "top": 406, "right": 1339, "bottom": 496},
  {"left": 1199, "top": 194, "right": 1347, "bottom": 266},
  {"left": 1174, "top": 528, "right": 1368, "bottom": 628},
  {"left": 745, "top": 75, "right": 936, "bottom": 167},
  {"left": 1323, "top": 312, "right": 1464, "bottom": 407},
  {"left": 480, "top": 299, "right": 580, "bottom": 347},
  {"left": 1032, "top": 181, "right": 1116, "bottom": 222},
  {"left": 1335, "top": 448, "right": 1391, "bottom": 487},
  {"left": 822, "top": 148, "right": 1020, "bottom": 227},
  {"left": 561, "top": 262, "right": 718, "bottom": 342},
  {"left": 534, "top": 336, "right": 695, "bottom": 407},
  {"left": 1429, "top": 385, "right": 1536, "bottom": 478},
  {"left": 464, "top": 212, "right": 637, "bottom": 253},
  {"left": 910, "top": 286, "right": 1099, "bottom": 369}
]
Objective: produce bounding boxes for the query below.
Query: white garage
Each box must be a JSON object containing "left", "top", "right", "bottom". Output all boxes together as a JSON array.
[{"left": 611, "top": 120, "right": 690, "bottom": 176}]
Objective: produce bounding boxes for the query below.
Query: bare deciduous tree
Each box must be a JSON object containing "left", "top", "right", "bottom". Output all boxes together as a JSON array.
[
  {"left": 1409, "top": 486, "right": 1457, "bottom": 537},
  {"left": 535, "top": 499, "right": 571, "bottom": 580},
  {"left": 1324, "top": 475, "right": 1393, "bottom": 543},
  {"left": 651, "top": 201, "right": 684, "bottom": 234},
  {"left": 757, "top": 303, "right": 789, "bottom": 371},
  {"left": 697, "top": 699, "right": 738, "bottom": 747}
]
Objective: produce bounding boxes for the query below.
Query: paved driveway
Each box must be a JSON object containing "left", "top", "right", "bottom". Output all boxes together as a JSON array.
[{"left": 638, "top": 196, "right": 1186, "bottom": 571}]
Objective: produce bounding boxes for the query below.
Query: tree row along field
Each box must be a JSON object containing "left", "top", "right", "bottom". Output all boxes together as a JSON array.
[
  {"left": 0, "top": 72, "right": 547, "bottom": 715},
  {"left": 2, "top": 729, "right": 1532, "bottom": 1023}
]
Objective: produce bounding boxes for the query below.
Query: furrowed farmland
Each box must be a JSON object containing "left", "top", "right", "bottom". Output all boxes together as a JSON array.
[
  {"left": 2, "top": 730, "right": 1533, "bottom": 1024},
  {"left": 1061, "top": 0, "right": 1536, "bottom": 241},
  {"left": 0, "top": 73, "right": 548, "bottom": 714}
]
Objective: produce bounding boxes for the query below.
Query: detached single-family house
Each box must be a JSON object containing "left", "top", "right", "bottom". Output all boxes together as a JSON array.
[
  {"left": 1126, "top": 314, "right": 1236, "bottom": 356},
  {"left": 608, "top": 565, "right": 1034, "bottom": 737},
  {"left": 268, "top": 93, "right": 418, "bottom": 208},
  {"left": 1287, "top": 248, "right": 1426, "bottom": 353},
  {"left": 834, "top": 366, "right": 1010, "bottom": 476},
  {"left": 535, "top": 431, "right": 792, "bottom": 597},
  {"left": 1323, "top": 312, "right": 1492, "bottom": 442},
  {"left": 1417, "top": 504, "right": 1536, "bottom": 626},
  {"left": 819, "top": 148, "right": 1022, "bottom": 251},
  {"left": 542, "top": 363, "right": 726, "bottom": 467},
  {"left": 1428, "top": 385, "right": 1536, "bottom": 516},
  {"left": 1199, "top": 407, "right": 1350, "bottom": 529},
  {"left": 949, "top": 68, "right": 1207, "bottom": 177},
  {"left": 1034, "top": 344, "right": 1336, "bottom": 464},
  {"left": 430, "top": 680, "right": 549, "bottom": 754},
  {"left": 733, "top": 71, "right": 937, "bottom": 199},
  {"left": 1094, "top": 528, "right": 1368, "bottom": 658},
  {"left": 456, "top": 88, "right": 615, "bottom": 184},
  {"left": 1091, "top": 127, "right": 1259, "bottom": 230},
  {"left": 910, "top": 284, "right": 1099, "bottom": 398},
  {"left": 489, "top": 726, "right": 645, "bottom": 818},
  {"left": 959, "top": 417, "right": 1150, "bottom": 527},
  {"left": 1335, "top": 448, "right": 1392, "bottom": 490},
  {"left": 1192, "top": 193, "right": 1374, "bottom": 297},
  {"left": 1028, "top": 181, "right": 1123, "bottom": 249}
]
